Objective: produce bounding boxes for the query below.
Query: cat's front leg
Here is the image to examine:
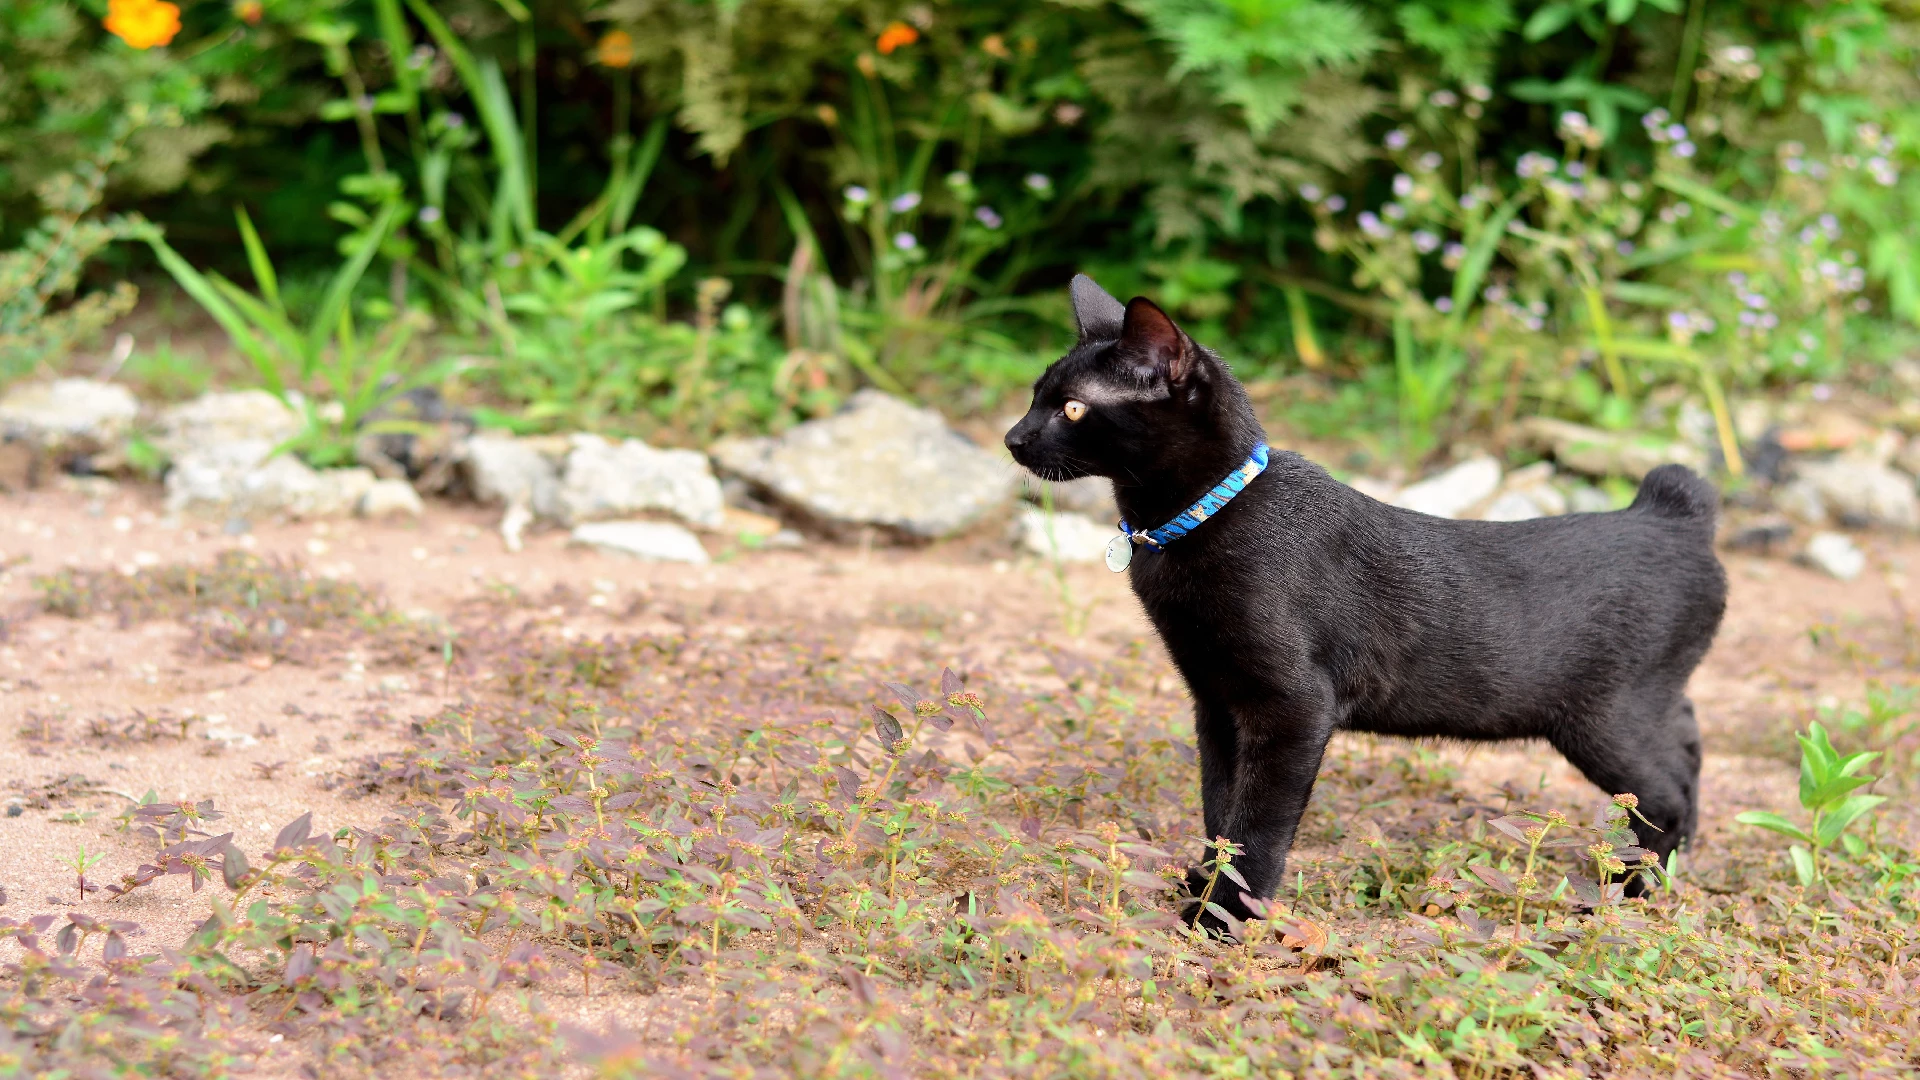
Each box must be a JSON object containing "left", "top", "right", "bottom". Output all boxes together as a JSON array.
[{"left": 1186, "top": 686, "right": 1335, "bottom": 928}]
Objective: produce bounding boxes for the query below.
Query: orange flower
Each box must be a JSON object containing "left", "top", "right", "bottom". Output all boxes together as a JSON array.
[
  {"left": 876, "top": 21, "right": 918, "bottom": 55},
  {"left": 234, "top": 0, "right": 263, "bottom": 25},
  {"left": 105, "top": 0, "right": 182, "bottom": 49},
  {"left": 595, "top": 29, "right": 635, "bottom": 69}
]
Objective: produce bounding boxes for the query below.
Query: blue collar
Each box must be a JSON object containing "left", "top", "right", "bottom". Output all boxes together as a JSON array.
[{"left": 1119, "top": 443, "right": 1269, "bottom": 550}]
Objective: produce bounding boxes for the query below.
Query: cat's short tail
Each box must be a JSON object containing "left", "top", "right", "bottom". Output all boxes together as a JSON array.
[{"left": 1629, "top": 464, "right": 1719, "bottom": 531}]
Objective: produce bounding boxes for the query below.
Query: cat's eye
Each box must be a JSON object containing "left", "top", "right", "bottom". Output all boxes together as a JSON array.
[{"left": 1062, "top": 399, "right": 1089, "bottom": 422}]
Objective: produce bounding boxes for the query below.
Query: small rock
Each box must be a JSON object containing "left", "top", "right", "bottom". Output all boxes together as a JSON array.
[
  {"left": 570, "top": 520, "right": 711, "bottom": 564},
  {"left": 165, "top": 439, "right": 276, "bottom": 515},
  {"left": 1802, "top": 531, "right": 1865, "bottom": 581},
  {"left": 1785, "top": 458, "right": 1918, "bottom": 530},
  {"left": 1346, "top": 476, "right": 1400, "bottom": 503},
  {"left": 204, "top": 726, "right": 259, "bottom": 749},
  {"left": 359, "top": 478, "right": 424, "bottom": 518},
  {"left": 711, "top": 390, "right": 1016, "bottom": 539},
  {"left": 499, "top": 503, "right": 534, "bottom": 553},
  {"left": 1482, "top": 461, "right": 1568, "bottom": 520},
  {"left": 234, "top": 457, "right": 376, "bottom": 519},
  {"left": 378, "top": 675, "right": 412, "bottom": 693},
  {"left": 1566, "top": 485, "right": 1614, "bottom": 514},
  {"left": 1013, "top": 507, "right": 1114, "bottom": 563},
  {"left": 559, "top": 434, "right": 724, "bottom": 527},
  {"left": 1020, "top": 475, "right": 1117, "bottom": 522},
  {"left": 1393, "top": 456, "right": 1501, "bottom": 519},
  {"left": 1481, "top": 490, "right": 1550, "bottom": 522},
  {"left": 0, "top": 378, "right": 139, "bottom": 448},
  {"left": 464, "top": 434, "right": 561, "bottom": 519},
  {"left": 152, "top": 391, "right": 301, "bottom": 459},
  {"left": 1519, "top": 416, "right": 1706, "bottom": 479}
]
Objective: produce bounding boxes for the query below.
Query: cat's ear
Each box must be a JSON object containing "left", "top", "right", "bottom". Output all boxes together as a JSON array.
[
  {"left": 1070, "top": 274, "right": 1126, "bottom": 341},
  {"left": 1119, "top": 296, "right": 1196, "bottom": 385}
]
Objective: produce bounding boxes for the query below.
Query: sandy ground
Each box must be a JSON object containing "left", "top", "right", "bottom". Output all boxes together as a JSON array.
[{"left": 0, "top": 476, "right": 1914, "bottom": 1062}]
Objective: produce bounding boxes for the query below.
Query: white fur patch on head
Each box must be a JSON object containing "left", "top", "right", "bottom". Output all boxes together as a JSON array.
[{"left": 1067, "top": 381, "right": 1162, "bottom": 407}]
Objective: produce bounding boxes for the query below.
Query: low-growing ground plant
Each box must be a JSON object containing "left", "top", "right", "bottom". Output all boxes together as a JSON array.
[{"left": 6, "top": 556, "right": 1919, "bottom": 1077}]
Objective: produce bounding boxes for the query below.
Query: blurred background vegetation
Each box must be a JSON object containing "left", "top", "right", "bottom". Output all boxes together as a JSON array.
[{"left": 5, "top": 0, "right": 1920, "bottom": 463}]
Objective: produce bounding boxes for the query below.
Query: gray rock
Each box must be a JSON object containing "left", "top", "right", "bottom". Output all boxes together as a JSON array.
[
  {"left": 1020, "top": 475, "right": 1117, "bottom": 522},
  {"left": 711, "top": 390, "right": 1016, "bottom": 538},
  {"left": 558, "top": 434, "right": 724, "bottom": 527},
  {"left": 234, "top": 457, "right": 375, "bottom": 519},
  {"left": 570, "top": 520, "right": 710, "bottom": 564},
  {"left": 1564, "top": 484, "right": 1613, "bottom": 513},
  {"left": 1786, "top": 458, "right": 1918, "bottom": 530},
  {"left": 1013, "top": 507, "right": 1113, "bottom": 563},
  {"left": 152, "top": 391, "right": 301, "bottom": 460},
  {"left": 1481, "top": 491, "right": 1549, "bottom": 522},
  {"left": 1345, "top": 475, "right": 1401, "bottom": 503},
  {"left": 359, "top": 478, "right": 424, "bottom": 518},
  {"left": 464, "top": 434, "right": 561, "bottom": 520},
  {"left": 1392, "top": 456, "right": 1501, "bottom": 519},
  {"left": 1519, "top": 416, "right": 1706, "bottom": 479},
  {"left": 1803, "top": 531, "right": 1865, "bottom": 581},
  {"left": 0, "top": 378, "right": 140, "bottom": 450},
  {"left": 164, "top": 438, "right": 276, "bottom": 515}
]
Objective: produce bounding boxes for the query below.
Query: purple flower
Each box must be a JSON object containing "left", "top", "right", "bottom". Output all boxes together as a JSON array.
[
  {"left": 890, "top": 191, "right": 922, "bottom": 213},
  {"left": 1357, "top": 211, "right": 1390, "bottom": 238},
  {"left": 1384, "top": 129, "right": 1410, "bottom": 151},
  {"left": 844, "top": 185, "right": 871, "bottom": 205},
  {"left": 1024, "top": 173, "right": 1053, "bottom": 192},
  {"left": 1298, "top": 183, "right": 1323, "bottom": 201},
  {"left": 1412, "top": 230, "right": 1440, "bottom": 253},
  {"left": 973, "top": 205, "right": 1002, "bottom": 229},
  {"left": 1673, "top": 140, "right": 1696, "bottom": 158},
  {"left": 1434, "top": 297, "right": 1454, "bottom": 313},
  {"left": 417, "top": 206, "right": 442, "bottom": 224},
  {"left": 893, "top": 232, "right": 918, "bottom": 250},
  {"left": 1393, "top": 174, "right": 1414, "bottom": 198},
  {"left": 1324, "top": 195, "right": 1346, "bottom": 212}
]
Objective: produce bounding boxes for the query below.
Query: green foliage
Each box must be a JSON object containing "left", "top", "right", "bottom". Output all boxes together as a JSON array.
[
  {"left": 1737, "top": 721, "right": 1890, "bottom": 886},
  {"left": 0, "top": 117, "right": 146, "bottom": 379}
]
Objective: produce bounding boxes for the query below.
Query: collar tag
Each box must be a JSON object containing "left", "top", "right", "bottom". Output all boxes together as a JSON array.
[{"left": 1104, "top": 532, "right": 1133, "bottom": 572}]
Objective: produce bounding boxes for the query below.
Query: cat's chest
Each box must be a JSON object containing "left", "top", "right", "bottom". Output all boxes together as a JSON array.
[{"left": 1126, "top": 550, "right": 1267, "bottom": 641}]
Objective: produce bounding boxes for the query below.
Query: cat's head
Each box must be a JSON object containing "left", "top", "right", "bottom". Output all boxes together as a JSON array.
[{"left": 1004, "top": 274, "right": 1255, "bottom": 485}]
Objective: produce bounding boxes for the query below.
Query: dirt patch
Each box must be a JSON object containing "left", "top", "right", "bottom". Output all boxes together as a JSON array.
[{"left": 0, "top": 479, "right": 1915, "bottom": 1076}]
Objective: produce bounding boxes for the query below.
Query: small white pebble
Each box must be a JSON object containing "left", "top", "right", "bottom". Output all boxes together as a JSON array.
[
  {"left": 112, "top": 516, "right": 133, "bottom": 533},
  {"left": 411, "top": 547, "right": 429, "bottom": 561},
  {"left": 306, "top": 539, "right": 330, "bottom": 556}
]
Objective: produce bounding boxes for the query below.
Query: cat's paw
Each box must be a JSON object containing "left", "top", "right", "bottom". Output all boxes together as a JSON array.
[{"left": 1179, "top": 866, "right": 1254, "bottom": 938}]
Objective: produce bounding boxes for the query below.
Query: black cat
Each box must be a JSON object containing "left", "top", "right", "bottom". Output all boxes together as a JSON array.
[{"left": 1005, "top": 275, "right": 1727, "bottom": 921}]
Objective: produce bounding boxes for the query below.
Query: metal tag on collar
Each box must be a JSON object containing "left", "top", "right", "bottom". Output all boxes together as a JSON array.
[{"left": 1104, "top": 533, "right": 1133, "bottom": 572}]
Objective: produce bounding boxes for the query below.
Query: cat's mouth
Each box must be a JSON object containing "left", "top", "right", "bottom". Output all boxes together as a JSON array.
[{"left": 1010, "top": 454, "right": 1096, "bottom": 483}]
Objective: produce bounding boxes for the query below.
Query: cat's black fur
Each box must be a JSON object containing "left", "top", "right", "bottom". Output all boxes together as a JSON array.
[{"left": 1005, "top": 275, "right": 1727, "bottom": 920}]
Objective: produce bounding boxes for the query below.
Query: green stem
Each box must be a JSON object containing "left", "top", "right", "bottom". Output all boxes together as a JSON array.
[{"left": 1671, "top": 0, "right": 1708, "bottom": 118}]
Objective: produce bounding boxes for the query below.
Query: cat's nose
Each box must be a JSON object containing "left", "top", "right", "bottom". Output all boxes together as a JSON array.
[{"left": 1004, "top": 426, "right": 1031, "bottom": 452}]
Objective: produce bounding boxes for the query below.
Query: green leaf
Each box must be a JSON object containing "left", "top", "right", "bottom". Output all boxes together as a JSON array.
[
  {"left": 136, "top": 228, "right": 284, "bottom": 397},
  {"left": 233, "top": 206, "right": 282, "bottom": 313},
  {"left": 1652, "top": 171, "right": 1755, "bottom": 223},
  {"left": 303, "top": 200, "right": 401, "bottom": 380},
  {"left": 1605, "top": 0, "right": 1637, "bottom": 23},
  {"left": 1789, "top": 845, "right": 1817, "bottom": 887},
  {"left": 1522, "top": 3, "right": 1575, "bottom": 40},
  {"left": 1734, "top": 811, "right": 1814, "bottom": 845},
  {"left": 1815, "top": 794, "right": 1886, "bottom": 848}
]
